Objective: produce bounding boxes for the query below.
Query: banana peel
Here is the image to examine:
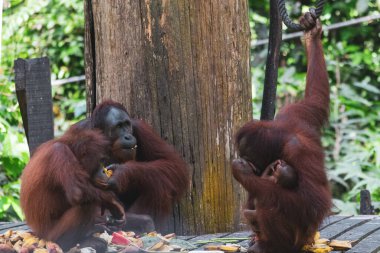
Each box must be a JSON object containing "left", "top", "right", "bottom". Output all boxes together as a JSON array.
[
  {"left": 303, "top": 232, "right": 352, "bottom": 252},
  {"left": 204, "top": 244, "right": 240, "bottom": 252},
  {"left": 303, "top": 244, "right": 333, "bottom": 253},
  {"left": 204, "top": 245, "right": 221, "bottom": 251},
  {"left": 329, "top": 240, "right": 352, "bottom": 250},
  {"left": 219, "top": 245, "right": 241, "bottom": 252},
  {"left": 103, "top": 167, "right": 113, "bottom": 177}
]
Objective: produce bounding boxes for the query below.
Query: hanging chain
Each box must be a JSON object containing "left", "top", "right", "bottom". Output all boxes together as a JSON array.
[{"left": 278, "top": 0, "right": 326, "bottom": 31}]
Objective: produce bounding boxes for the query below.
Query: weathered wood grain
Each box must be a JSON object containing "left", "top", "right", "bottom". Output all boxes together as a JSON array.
[
  {"left": 335, "top": 217, "right": 380, "bottom": 243},
  {"left": 84, "top": 0, "right": 251, "bottom": 234},
  {"left": 0, "top": 222, "right": 29, "bottom": 234},
  {"left": 320, "top": 215, "right": 376, "bottom": 239},
  {"left": 14, "top": 57, "right": 54, "bottom": 154},
  {"left": 319, "top": 215, "right": 352, "bottom": 230},
  {"left": 345, "top": 225, "right": 380, "bottom": 253}
]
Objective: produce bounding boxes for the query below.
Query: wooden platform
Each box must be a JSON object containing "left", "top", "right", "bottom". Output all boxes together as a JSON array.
[{"left": 1, "top": 215, "right": 380, "bottom": 252}]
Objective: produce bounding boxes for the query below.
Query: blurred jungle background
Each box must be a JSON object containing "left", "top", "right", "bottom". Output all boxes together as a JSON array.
[{"left": 0, "top": 0, "right": 379, "bottom": 221}]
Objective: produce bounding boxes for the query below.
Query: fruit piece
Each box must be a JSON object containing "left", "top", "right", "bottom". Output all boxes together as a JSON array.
[
  {"left": 111, "top": 232, "right": 131, "bottom": 245},
  {"left": 3, "top": 230, "right": 12, "bottom": 239},
  {"left": 38, "top": 239, "right": 46, "bottom": 248},
  {"left": 204, "top": 245, "right": 220, "bottom": 251},
  {"left": 329, "top": 240, "right": 352, "bottom": 250},
  {"left": 314, "top": 238, "right": 329, "bottom": 244},
  {"left": 23, "top": 236, "right": 39, "bottom": 247},
  {"left": 98, "top": 231, "right": 113, "bottom": 244},
  {"left": 0, "top": 244, "right": 16, "bottom": 253},
  {"left": 148, "top": 241, "right": 165, "bottom": 251},
  {"left": 164, "top": 233, "right": 176, "bottom": 239},
  {"left": 219, "top": 245, "right": 240, "bottom": 252},
  {"left": 308, "top": 244, "right": 333, "bottom": 253},
  {"left": 10, "top": 234, "right": 22, "bottom": 243},
  {"left": 20, "top": 232, "right": 33, "bottom": 239},
  {"left": 46, "top": 242, "right": 64, "bottom": 253},
  {"left": 13, "top": 240, "right": 23, "bottom": 252},
  {"left": 310, "top": 248, "right": 332, "bottom": 253},
  {"left": 103, "top": 167, "right": 113, "bottom": 177},
  {"left": 34, "top": 249, "right": 49, "bottom": 253}
]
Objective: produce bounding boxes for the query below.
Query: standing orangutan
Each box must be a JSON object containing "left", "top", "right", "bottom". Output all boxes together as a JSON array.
[
  {"left": 232, "top": 12, "right": 331, "bottom": 253},
  {"left": 75, "top": 100, "right": 189, "bottom": 229},
  {"left": 20, "top": 126, "right": 125, "bottom": 252}
]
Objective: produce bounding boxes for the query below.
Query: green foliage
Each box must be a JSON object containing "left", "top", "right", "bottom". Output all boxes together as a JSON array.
[
  {"left": 0, "top": 77, "right": 29, "bottom": 221},
  {"left": 250, "top": 0, "right": 380, "bottom": 214},
  {"left": 0, "top": 0, "right": 86, "bottom": 221},
  {"left": 3, "top": 0, "right": 86, "bottom": 132}
]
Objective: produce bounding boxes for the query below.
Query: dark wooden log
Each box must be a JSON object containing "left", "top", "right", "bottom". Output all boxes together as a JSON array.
[{"left": 14, "top": 57, "right": 54, "bottom": 155}]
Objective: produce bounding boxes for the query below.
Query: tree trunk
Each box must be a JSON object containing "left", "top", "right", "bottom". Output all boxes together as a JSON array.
[{"left": 85, "top": 0, "right": 252, "bottom": 235}]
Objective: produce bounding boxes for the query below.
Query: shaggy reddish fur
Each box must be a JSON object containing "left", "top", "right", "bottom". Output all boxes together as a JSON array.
[
  {"left": 91, "top": 101, "right": 189, "bottom": 221},
  {"left": 232, "top": 16, "right": 332, "bottom": 253},
  {"left": 20, "top": 126, "right": 123, "bottom": 250}
]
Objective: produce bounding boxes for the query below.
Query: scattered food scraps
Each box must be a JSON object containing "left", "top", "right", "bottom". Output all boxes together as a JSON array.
[
  {"left": 95, "top": 230, "right": 197, "bottom": 252},
  {"left": 302, "top": 232, "right": 352, "bottom": 253},
  {"left": 0, "top": 230, "right": 63, "bottom": 253}
]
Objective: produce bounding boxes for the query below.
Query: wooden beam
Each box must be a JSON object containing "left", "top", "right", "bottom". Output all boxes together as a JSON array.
[{"left": 14, "top": 57, "right": 54, "bottom": 155}]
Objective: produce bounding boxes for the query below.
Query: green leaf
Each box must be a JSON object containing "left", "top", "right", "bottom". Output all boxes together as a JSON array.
[{"left": 10, "top": 198, "right": 24, "bottom": 220}]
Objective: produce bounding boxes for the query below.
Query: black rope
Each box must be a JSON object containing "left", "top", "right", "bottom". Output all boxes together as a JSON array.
[
  {"left": 278, "top": 0, "right": 326, "bottom": 31},
  {"left": 260, "top": 0, "right": 282, "bottom": 120}
]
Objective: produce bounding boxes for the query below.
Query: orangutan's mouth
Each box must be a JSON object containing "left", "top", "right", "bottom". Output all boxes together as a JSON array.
[
  {"left": 241, "top": 157, "right": 259, "bottom": 175},
  {"left": 124, "top": 144, "right": 138, "bottom": 150}
]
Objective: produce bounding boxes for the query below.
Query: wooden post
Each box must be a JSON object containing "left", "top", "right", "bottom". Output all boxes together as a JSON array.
[
  {"left": 360, "top": 189, "right": 374, "bottom": 215},
  {"left": 14, "top": 57, "right": 54, "bottom": 155},
  {"left": 85, "top": 0, "right": 251, "bottom": 235}
]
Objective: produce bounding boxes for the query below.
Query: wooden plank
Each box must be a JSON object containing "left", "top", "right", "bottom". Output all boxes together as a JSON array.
[
  {"left": 346, "top": 228, "right": 380, "bottom": 253},
  {"left": 319, "top": 215, "right": 352, "bottom": 230},
  {"left": 14, "top": 57, "right": 54, "bottom": 155},
  {"left": 335, "top": 217, "right": 380, "bottom": 243},
  {"left": 320, "top": 215, "right": 376, "bottom": 240},
  {"left": 222, "top": 231, "right": 251, "bottom": 238},
  {"left": 0, "top": 222, "right": 29, "bottom": 234},
  {"left": 176, "top": 235, "right": 198, "bottom": 241}
]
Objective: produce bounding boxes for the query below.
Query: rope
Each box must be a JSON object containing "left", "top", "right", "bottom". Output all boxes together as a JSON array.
[
  {"left": 278, "top": 0, "right": 326, "bottom": 31},
  {"left": 251, "top": 13, "right": 380, "bottom": 47}
]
